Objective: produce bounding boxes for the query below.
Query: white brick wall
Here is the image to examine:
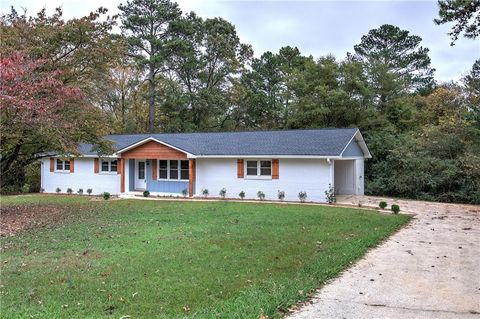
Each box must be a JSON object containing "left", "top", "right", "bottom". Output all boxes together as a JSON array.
[
  {"left": 195, "top": 158, "right": 332, "bottom": 202},
  {"left": 41, "top": 158, "right": 120, "bottom": 195}
]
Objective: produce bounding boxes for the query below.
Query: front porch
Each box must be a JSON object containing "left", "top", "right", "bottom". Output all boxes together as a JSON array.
[
  {"left": 117, "top": 139, "right": 196, "bottom": 197},
  {"left": 120, "top": 159, "right": 195, "bottom": 196}
]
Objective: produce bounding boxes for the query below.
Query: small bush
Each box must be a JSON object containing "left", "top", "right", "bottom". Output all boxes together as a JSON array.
[
  {"left": 278, "top": 190, "right": 285, "bottom": 201},
  {"left": 257, "top": 191, "right": 265, "bottom": 201},
  {"left": 324, "top": 184, "right": 336, "bottom": 204},
  {"left": 298, "top": 191, "right": 307, "bottom": 203},
  {"left": 219, "top": 188, "right": 227, "bottom": 199},
  {"left": 66, "top": 188, "right": 73, "bottom": 195},
  {"left": 40, "top": 188, "right": 45, "bottom": 193},
  {"left": 0, "top": 185, "right": 18, "bottom": 194},
  {"left": 143, "top": 190, "right": 150, "bottom": 197},
  {"left": 379, "top": 201, "right": 387, "bottom": 209},
  {"left": 55, "top": 187, "right": 61, "bottom": 194},
  {"left": 201, "top": 189, "right": 209, "bottom": 198},
  {"left": 77, "top": 188, "right": 84, "bottom": 195},
  {"left": 181, "top": 188, "right": 188, "bottom": 198},
  {"left": 239, "top": 191, "right": 245, "bottom": 200},
  {"left": 102, "top": 192, "right": 111, "bottom": 200},
  {"left": 21, "top": 184, "right": 30, "bottom": 194},
  {"left": 86, "top": 188, "right": 93, "bottom": 196},
  {"left": 391, "top": 204, "right": 400, "bottom": 214}
]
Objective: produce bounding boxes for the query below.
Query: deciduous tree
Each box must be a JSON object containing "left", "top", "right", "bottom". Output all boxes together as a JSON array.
[
  {"left": 1, "top": 7, "right": 121, "bottom": 101},
  {"left": 0, "top": 52, "right": 111, "bottom": 189}
]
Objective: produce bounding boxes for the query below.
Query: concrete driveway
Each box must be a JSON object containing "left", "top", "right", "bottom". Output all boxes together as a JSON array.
[{"left": 289, "top": 196, "right": 480, "bottom": 319}]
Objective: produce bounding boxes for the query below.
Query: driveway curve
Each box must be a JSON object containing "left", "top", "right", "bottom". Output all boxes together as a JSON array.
[{"left": 289, "top": 196, "right": 480, "bottom": 319}]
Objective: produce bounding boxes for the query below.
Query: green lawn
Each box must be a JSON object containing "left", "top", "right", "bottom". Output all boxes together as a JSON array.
[{"left": 0, "top": 195, "right": 410, "bottom": 318}]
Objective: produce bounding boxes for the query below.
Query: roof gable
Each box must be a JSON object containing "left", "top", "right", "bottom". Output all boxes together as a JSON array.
[
  {"left": 120, "top": 139, "right": 188, "bottom": 159},
  {"left": 342, "top": 140, "right": 364, "bottom": 157}
]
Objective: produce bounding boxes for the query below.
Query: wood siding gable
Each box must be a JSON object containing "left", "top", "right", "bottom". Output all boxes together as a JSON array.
[{"left": 121, "top": 140, "right": 187, "bottom": 159}]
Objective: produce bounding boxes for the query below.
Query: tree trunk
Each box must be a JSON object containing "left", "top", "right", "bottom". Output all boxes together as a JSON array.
[
  {"left": 148, "top": 65, "right": 155, "bottom": 133},
  {"left": 121, "top": 90, "right": 126, "bottom": 127}
]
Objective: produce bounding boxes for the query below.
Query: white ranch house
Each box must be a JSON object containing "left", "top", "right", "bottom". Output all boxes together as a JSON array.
[{"left": 41, "top": 128, "right": 371, "bottom": 202}]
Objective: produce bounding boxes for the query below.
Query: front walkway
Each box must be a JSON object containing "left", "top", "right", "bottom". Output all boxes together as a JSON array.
[{"left": 289, "top": 196, "right": 480, "bottom": 319}]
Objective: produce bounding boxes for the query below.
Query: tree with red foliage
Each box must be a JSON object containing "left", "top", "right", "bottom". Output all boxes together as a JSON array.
[{"left": 0, "top": 52, "right": 111, "bottom": 189}]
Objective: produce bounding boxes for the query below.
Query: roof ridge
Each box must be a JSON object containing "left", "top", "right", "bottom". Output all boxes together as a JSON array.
[{"left": 106, "top": 127, "right": 358, "bottom": 136}]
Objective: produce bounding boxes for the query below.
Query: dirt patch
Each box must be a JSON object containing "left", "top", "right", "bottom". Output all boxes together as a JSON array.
[{"left": 0, "top": 205, "right": 68, "bottom": 236}]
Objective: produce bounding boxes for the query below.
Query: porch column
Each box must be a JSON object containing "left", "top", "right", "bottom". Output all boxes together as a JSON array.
[
  {"left": 120, "top": 158, "right": 125, "bottom": 193},
  {"left": 188, "top": 159, "right": 196, "bottom": 197}
]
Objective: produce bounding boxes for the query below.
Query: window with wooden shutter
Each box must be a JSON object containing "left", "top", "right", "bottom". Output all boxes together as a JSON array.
[
  {"left": 237, "top": 159, "right": 244, "bottom": 178},
  {"left": 54, "top": 159, "right": 71, "bottom": 172},
  {"left": 49, "top": 158, "right": 54, "bottom": 172},
  {"left": 70, "top": 159, "right": 75, "bottom": 173},
  {"left": 272, "top": 159, "right": 279, "bottom": 179}
]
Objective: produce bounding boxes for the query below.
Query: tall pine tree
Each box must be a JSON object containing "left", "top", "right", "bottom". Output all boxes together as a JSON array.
[{"left": 119, "top": 0, "right": 182, "bottom": 132}]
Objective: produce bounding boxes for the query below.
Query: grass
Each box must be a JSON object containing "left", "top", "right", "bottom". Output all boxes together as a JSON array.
[{"left": 0, "top": 195, "right": 410, "bottom": 318}]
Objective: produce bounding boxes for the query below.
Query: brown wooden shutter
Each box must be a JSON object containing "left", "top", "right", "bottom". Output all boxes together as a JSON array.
[
  {"left": 117, "top": 158, "right": 122, "bottom": 174},
  {"left": 117, "top": 159, "right": 122, "bottom": 175},
  {"left": 50, "top": 158, "right": 55, "bottom": 172},
  {"left": 69, "top": 159, "right": 75, "bottom": 173},
  {"left": 94, "top": 158, "right": 99, "bottom": 173},
  {"left": 189, "top": 159, "right": 196, "bottom": 197},
  {"left": 120, "top": 159, "right": 125, "bottom": 193},
  {"left": 237, "top": 159, "right": 244, "bottom": 178},
  {"left": 272, "top": 159, "right": 279, "bottom": 179},
  {"left": 152, "top": 159, "right": 157, "bottom": 180}
]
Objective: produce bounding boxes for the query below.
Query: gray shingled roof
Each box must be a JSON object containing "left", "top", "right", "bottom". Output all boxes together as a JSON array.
[{"left": 78, "top": 128, "right": 361, "bottom": 157}]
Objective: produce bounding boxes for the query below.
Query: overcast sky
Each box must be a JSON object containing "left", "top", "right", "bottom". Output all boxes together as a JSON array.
[{"left": 2, "top": 0, "right": 478, "bottom": 82}]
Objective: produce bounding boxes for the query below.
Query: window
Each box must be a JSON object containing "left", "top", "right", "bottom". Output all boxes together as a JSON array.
[
  {"left": 260, "top": 161, "right": 271, "bottom": 176},
  {"left": 158, "top": 160, "right": 189, "bottom": 180},
  {"left": 100, "top": 159, "right": 118, "bottom": 173},
  {"left": 110, "top": 160, "right": 118, "bottom": 172},
  {"left": 181, "top": 160, "right": 189, "bottom": 180},
  {"left": 246, "top": 161, "right": 257, "bottom": 176},
  {"left": 159, "top": 160, "right": 168, "bottom": 179},
  {"left": 246, "top": 160, "right": 272, "bottom": 177},
  {"left": 56, "top": 159, "right": 70, "bottom": 172}
]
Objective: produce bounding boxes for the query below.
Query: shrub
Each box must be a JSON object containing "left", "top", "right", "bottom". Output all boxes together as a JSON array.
[
  {"left": 40, "top": 188, "right": 45, "bottom": 193},
  {"left": 21, "top": 184, "right": 30, "bottom": 194},
  {"left": 86, "top": 188, "right": 93, "bottom": 196},
  {"left": 77, "top": 188, "right": 84, "bottom": 195},
  {"left": 143, "top": 190, "right": 150, "bottom": 197},
  {"left": 0, "top": 185, "right": 18, "bottom": 194},
  {"left": 55, "top": 187, "right": 61, "bottom": 194},
  {"left": 201, "top": 189, "right": 209, "bottom": 198},
  {"left": 219, "top": 188, "right": 227, "bottom": 199},
  {"left": 66, "top": 188, "right": 73, "bottom": 195},
  {"left": 379, "top": 201, "right": 387, "bottom": 209},
  {"left": 298, "top": 191, "right": 307, "bottom": 203},
  {"left": 239, "top": 191, "right": 245, "bottom": 200},
  {"left": 391, "top": 204, "right": 400, "bottom": 214},
  {"left": 278, "top": 190, "right": 285, "bottom": 201},
  {"left": 181, "top": 188, "right": 188, "bottom": 198},
  {"left": 257, "top": 191, "right": 265, "bottom": 201},
  {"left": 324, "top": 184, "right": 336, "bottom": 204},
  {"left": 102, "top": 192, "right": 111, "bottom": 200}
]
